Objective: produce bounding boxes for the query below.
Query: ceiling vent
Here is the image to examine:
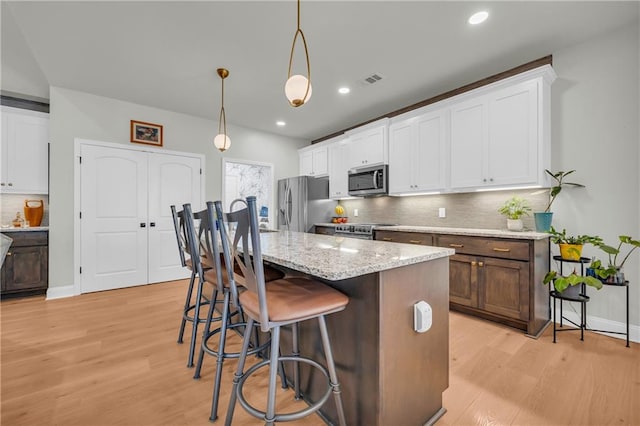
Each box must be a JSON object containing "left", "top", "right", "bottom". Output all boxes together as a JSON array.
[{"left": 360, "top": 72, "right": 385, "bottom": 86}]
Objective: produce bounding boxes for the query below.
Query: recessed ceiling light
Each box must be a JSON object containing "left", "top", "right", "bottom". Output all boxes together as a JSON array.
[
  {"left": 276, "top": 121, "right": 286, "bottom": 126},
  {"left": 468, "top": 11, "right": 489, "bottom": 25},
  {"left": 338, "top": 87, "right": 350, "bottom": 94}
]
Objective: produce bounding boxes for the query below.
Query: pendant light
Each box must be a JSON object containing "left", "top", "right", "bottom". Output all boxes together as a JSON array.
[
  {"left": 214, "top": 68, "right": 231, "bottom": 152},
  {"left": 285, "top": 0, "right": 312, "bottom": 107}
]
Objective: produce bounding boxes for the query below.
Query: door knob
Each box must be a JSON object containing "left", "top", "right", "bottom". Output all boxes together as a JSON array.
[
  {"left": 140, "top": 223, "right": 146, "bottom": 228},
  {"left": 150, "top": 222, "right": 156, "bottom": 227}
]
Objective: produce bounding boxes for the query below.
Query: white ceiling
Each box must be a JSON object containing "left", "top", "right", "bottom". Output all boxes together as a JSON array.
[{"left": 2, "top": 1, "right": 638, "bottom": 141}]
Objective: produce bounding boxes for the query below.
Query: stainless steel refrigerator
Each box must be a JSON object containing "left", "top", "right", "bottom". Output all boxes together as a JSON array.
[{"left": 277, "top": 176, "right": 333, "bottom": 232}]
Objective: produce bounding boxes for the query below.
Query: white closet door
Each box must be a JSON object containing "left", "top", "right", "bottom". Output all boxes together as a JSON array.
[
  {"left": 147, "top": 153, "right": 201, "bottom": 283},
  {"left": 80, "top": 145, "right": 148, "bottom": 293}
]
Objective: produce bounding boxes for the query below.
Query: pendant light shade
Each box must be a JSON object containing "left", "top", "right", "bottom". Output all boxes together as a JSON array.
[
  {"left": 214, "top": 68, "right": 231, "bottom": 152},
  {"left": 286, "top": 0, "right": 311, "bottom": 107}
]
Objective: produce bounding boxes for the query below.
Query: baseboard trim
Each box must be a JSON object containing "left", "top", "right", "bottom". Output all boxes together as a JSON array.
[
  {"left": 554, "top": 308, "right": 639, "bottom": 344},
  {"left": 46, "top": 285, "right": 75, "bottom": 300}
]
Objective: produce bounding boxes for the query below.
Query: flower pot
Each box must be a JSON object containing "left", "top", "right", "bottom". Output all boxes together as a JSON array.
[
  {"left": 559, "top": 243, "right": 583, "bottom": 261},
  {"left": 558, "top": 284, "right": 582, "bottom": 298},
  {"left": 506, "top": 219, "right": 523, "bottom": 231},
  {"left": 534, "top": 212, "right": 553, "bottom": 232}
]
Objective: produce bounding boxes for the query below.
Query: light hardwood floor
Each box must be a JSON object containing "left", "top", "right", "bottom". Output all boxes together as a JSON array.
[{"left": 1, "top": 279, "right": 638, "bottom": 425}]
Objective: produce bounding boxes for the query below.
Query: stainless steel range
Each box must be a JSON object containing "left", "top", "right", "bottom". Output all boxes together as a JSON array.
[{"left": 334, "top": 223, "right": 394, "bottom": 240}]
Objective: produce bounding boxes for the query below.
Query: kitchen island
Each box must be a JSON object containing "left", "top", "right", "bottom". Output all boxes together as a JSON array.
[{"left": 253, "top": 231, "right": 454, "bottom": 426}]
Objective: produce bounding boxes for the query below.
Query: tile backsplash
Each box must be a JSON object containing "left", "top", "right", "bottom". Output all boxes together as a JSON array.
[
  {"left": 1, "top": 194, "right": 49, "bottom": 227},
  {"left": 339, "top": 189, "right": 548, "bottom": 231}
]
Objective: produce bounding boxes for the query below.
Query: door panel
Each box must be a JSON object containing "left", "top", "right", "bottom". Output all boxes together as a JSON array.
[
  {"left": 147, "top": 153, "right": 201, "bottom": 283},
  {"left": 448, "top": 254, "right": 478, "bottom": 307},
  {"left": 81, "top": 145, "right": 148, "bottom": 293},
  {"left": 479, "top": 258, "right": 529, "bottom": 320}
]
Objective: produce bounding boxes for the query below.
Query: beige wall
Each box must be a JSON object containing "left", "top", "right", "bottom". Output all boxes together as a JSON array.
[{"left": 48, "top": 87, "right": 307, "bottom": 290}]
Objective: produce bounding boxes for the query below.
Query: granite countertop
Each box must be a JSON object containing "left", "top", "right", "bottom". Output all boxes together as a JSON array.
[
  {"left": 316, "top": 223, "right": 549, "bottom": 240},
  {"left": 254, "top": 231, "right": 454, "bottom": 281},
  {"left": 1, "top": 226, "right": 49, "bottom": 232}
]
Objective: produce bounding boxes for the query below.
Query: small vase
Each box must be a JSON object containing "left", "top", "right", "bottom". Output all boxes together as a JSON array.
[
  {"left": 507, "top": 219, "right": 523, "bottom": 231},
  {"left": 605, "top": 268, "right": 625, "bottom": 284},
  {"left": 559, "top": 284, "right": 582, "bottom": 298},
  {"left": 559, "top": 243, "right": 583, "bottom": 261},
  {"left": 534, "top": 212, "right": 553, "bottom": 232}
]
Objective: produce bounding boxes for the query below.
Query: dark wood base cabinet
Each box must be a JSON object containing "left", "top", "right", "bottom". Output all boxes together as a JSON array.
[
  {"left": 1, "top": 231, "right": 48, "bottom": 298},
  {"left": 375, "top": 230, "right": 550, "bottom": 337}
]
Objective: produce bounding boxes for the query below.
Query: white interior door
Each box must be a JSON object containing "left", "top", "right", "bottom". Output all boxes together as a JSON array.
[
  {"left": 147, "top": 152, "right": 201, "bottom": 283},
  {"left": 80, "top": 144, "right": 148, "bottom": 293}
]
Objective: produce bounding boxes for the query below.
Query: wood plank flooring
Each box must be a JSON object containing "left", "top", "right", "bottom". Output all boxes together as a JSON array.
[{"left": 2, "top": 279, "right": 638, "bottom": 425}]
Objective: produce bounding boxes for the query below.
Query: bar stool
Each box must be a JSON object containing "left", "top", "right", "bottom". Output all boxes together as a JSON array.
[
  {"left": 220, "top": 196, "right": 348, "bottom": 426},
  {"left": 191, "top": 201, "right": 285, "bottom": 421}
]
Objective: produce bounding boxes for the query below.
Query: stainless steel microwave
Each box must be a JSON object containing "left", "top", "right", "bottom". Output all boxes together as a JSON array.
[{"left": 348, "top": 164, "right": 388, "bottom": 197}]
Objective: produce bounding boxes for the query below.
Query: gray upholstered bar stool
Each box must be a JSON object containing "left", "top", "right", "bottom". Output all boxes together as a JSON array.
[
  {"left": 173, "top": 204, "right": 217, "bottom": 368},
  {"left": 192, "top": 201, "right": 285, "bottom": 421},
  {"left": 219, "top": 196, "right": 348, "bottom": 426}
]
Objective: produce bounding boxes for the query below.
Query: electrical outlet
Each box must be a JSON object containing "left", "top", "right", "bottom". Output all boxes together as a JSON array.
[
  {"left": 354, "top": 209, "right": 359, "bottom": 217},
  {"left": 438, "top": 207, "right": 446, "bottom": 218}
]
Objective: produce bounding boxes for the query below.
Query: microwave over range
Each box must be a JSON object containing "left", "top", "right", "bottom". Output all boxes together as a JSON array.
[{"left": 348, "top": 164, "right": 388, "bottom": 197}]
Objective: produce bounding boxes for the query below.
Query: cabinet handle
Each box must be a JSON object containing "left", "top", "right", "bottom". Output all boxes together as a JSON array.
[
  {"left": 449, "top": 244, "right": 464, "bottom": 248},
  {"left": 478, "top": 262, "right": 484, "bottom": 267},
  {"left": 8, "top": 183, "right": 13, "bottom": 186},
  {"left": 493, "top": 248, "right": 510, "bottom": 252},
  {"left": 382, "top": 237, "right": 393, "bottom": 241},
  {"left": 0, "top": 183, "right": 5, "bottom": 186},
  {"left": 471, "top": 261, "right": 477, "bottom": 266},
  {"left": 409, "top": 240, "right": 422, "bottom": 244},
  {"left": 6, "top": 252, "right": 12, "bottom": 256}
]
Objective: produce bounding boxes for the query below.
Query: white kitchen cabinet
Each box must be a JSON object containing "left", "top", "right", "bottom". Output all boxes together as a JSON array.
[
  {"left": 450, "top": 79, "right": 545, "bottom": 190},
  {"left": 299, "top": 144, "right": 328, "bottom": 177},
  {"left": 389, "top": 109, "right": 447, "bottom": 195},
  {"left": 1, "top": 106, "right": 49, "bottom": 194},
  {"left": 345, "top": 119, "right": 388, "bottom": 170},
  {"left": 328, "top": 137, "right": 350, "bottom": 199}
]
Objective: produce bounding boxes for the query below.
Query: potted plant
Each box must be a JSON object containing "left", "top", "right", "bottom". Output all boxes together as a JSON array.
[
  {"left": 588, "top": 235, "right": 640, "bottom": 283},
  {"left": 546, "top": 226, "right": 603, "bottom": 261},
  {"left": 498, "top": 196, "right": 531, "bottom": 231},
  {"left": 543, "top": 270, "right": 603, "bottom": 297},
  {"left": 534, "top": 170, "right": 585, "bottom": 232}
]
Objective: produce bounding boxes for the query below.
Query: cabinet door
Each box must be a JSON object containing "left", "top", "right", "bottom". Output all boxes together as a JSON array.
[
  {"left": 448, "top": 254, "right": 478, "bottom": 308},
  {"left": 1, "top": 245, "right": 48, "bottom": 293},
  {"left": 388, "top": 120, "right": 414, "bottom": 194},
  {"left": 450, "top": 97, "right": 487, "bottom": 189},
  {"left": 415, "top": 111, "right": 447, "bottom": 191},
  {"left": 1, "top": 108, "right": 49, "bottom": 194},
  {"left": 299, "top": 151, "right": 313, "bottom": 175},
  {"left": 312, "top": 147, "right": 328, "bottom": 176},
  {"left": 329, "top": 142, "right": 349, "bottom": 199},
  {"left": 479, "top": 257, "right": 529, "bottom": 321},
  {"left": 487, "top": 80, "right": 538, "bottom": 186},
  {"left": 347, "top": 126, "right": 386, "bottom": 169}
]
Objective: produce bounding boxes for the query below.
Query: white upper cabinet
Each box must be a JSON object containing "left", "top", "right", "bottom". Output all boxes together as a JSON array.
[
  {"left": 1, "top": 106, "right": 49, "bottom": 194},
  {"left": 449, "top": 66, "right": 555, "bottom": 191},
  {"left": 389, "top": 109, "right": 447, "bottom": 195},
  {"left": 328, "top": 136, "right": 350, "bottom": 199},
  {"left": 345, "top": 119, "right": 389, "bottom": 170},
  {"left": 299, "top": 144, "right": 328, "bottom": 177}
]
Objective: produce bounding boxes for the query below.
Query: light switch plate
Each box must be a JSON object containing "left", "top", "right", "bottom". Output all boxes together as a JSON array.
[{"left": 438, "top": 207, "right": 446, "bottom": 218}]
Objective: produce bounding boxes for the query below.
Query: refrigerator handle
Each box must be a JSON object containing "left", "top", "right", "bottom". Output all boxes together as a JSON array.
[{"left": 285, "top": 183, "right": 292, "bottom": 228}]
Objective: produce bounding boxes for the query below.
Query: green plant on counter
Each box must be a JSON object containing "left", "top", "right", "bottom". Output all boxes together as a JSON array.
[
  {"left": 543, "top": 270, "right": 603, "bottom": 293},
  {"left": 544, "top": 169, "right": 585, "bottom": 212},
  {"left": 498, "top": 196, "right": 532, "bottom": 220}
]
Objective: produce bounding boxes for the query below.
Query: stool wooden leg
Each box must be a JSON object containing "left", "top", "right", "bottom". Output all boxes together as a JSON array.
[
  {"left": 224, "top": 318, "right": 254, "bottom": 425},
  {"left": 318, "top": 316, "right": 346, "bottom": 426},
  {"left": 265, "top": 326, "right": 281, "bottom": 426},
  {"left": 177, "top": 271, "right": 196, "bottom": 344}
]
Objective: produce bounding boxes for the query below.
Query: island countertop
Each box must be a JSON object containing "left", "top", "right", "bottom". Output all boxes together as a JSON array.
[{"left": 256, "top": 231, "right": 453, "bottom": 281}]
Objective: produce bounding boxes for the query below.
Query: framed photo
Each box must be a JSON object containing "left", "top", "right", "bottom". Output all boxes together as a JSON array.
[{"left": 130, "top": 120, "right": 163, "bottom": 146}]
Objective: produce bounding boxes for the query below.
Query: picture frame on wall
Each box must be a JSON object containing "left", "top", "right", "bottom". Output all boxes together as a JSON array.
[{"left": 130, "top": 120, "right": 163, "bottom": 146}]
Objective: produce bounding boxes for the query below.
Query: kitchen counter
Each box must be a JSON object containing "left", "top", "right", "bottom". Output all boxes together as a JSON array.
[
  {"left": 1, "top": 226, "right": 49, "bottom": 232},
  {"left": 317, "top": 223, "right": 549, "bottom": 240},
  {"left": 258, "top": 230, "right": 453, "bottom": 281},
  {"left": 251, "top": 230, "right": 452, "bottom": 425}
]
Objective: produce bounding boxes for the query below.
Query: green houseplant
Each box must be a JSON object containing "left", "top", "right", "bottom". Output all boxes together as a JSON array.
[
  {"left": 588, "top": 235, "right": 640, "bottom": 283},
  {"left": 543, "top": 270, "right": 603, "bottom": 294},
  {"left": 498, "top": 196, "right": 531, "bottom": 231},
  {"left": 534, "top": 170, "right": 585, "bottom": 232},
  {"left": 546, "top": 226, "right": 603, "bottom": 260}
]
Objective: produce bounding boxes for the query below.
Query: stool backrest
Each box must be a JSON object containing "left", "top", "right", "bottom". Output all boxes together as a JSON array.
[
  {"left": 183, "top": 203, "right": 224, "bottom": 292},
  {"left": 170, "top": 205, "right": 188, "bottom": 267},
  {"left": 214, "top": 196, "right": 270, "bottom": 330}
]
